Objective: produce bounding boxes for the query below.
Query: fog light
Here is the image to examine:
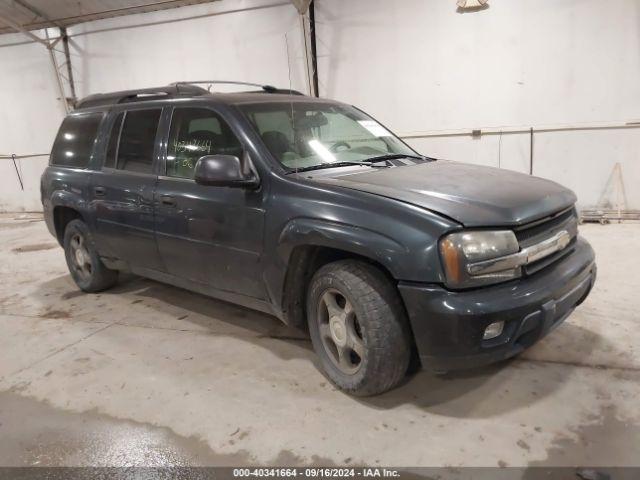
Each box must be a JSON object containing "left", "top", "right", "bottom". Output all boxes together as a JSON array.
[{"left": 483, "top": 321, "right": 504, "bottom": 340}]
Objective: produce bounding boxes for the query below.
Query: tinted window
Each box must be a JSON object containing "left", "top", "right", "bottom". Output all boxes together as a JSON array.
[
  {"left": 104, "top": 112, "right": 124, "bottom": 169},
  {"left": 166, "top": 108, "right": 243, "bottom": 179},
  {"left": 117, "top": 109, "right": 161, "bottom": 174},
  {"left": 50, "top": 113, "right": 102, "bottom": 168}
]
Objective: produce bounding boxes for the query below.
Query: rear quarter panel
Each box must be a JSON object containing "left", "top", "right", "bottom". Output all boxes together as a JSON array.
[{"left": 41, "top": 166, "right": 94, "bottom": 243}]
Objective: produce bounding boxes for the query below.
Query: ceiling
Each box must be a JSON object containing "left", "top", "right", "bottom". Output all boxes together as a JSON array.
[{"left": 0, "top": 0, "right": 220, "bottom": 34}]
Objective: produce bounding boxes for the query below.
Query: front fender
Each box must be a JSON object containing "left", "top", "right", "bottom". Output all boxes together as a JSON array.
[{"left": 277, "top": 217, "right": 408, "bottom": 279}]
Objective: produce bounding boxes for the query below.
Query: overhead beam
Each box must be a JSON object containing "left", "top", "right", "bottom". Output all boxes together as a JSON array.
[
  {"left": 0, "top": 12, "right": 48, "bottom": 46},
  {"left": 0, "top": 10, "right": 70, "bottom": 113},
  {"left": 8, "top": 0, "right": 76, "bottom": 109},
  {"left": 0, "top": 0, "right": 224, "bottom": 32},
  {"left": 12, "top": 0, "right": 62, "bottom": 27}
]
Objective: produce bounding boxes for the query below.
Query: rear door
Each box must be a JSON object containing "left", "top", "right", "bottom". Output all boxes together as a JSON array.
[
  {"left": 91, "top": 107, "right": 165, "bottom": 271},
  {"left": 154, "top": 106, "right": 266, "bottom": 299}
]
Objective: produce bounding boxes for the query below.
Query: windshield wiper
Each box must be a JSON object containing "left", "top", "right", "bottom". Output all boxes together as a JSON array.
[
  {"left": 288, "top": 161, "right": 389, "bottom": 174},
  {"left": 287, "top": 154, "right": 435, "bottom": 174},
  {"left": 363, "top": 153, "right": 428, "bottom": 164}
]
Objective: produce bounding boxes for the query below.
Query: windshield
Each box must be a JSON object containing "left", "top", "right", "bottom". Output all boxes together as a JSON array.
[{"left": 240, "top": 102, "right": 417, "bottom": 170}]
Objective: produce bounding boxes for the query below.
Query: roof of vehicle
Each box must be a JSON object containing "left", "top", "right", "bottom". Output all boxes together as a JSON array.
[{"left": 74, "top": 81, "right": 333, "bottom": 110}]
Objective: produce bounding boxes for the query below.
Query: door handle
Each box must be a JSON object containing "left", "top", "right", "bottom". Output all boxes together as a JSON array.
[
  {"left": 94, "top": 186, "right": 106, "bottom": 197},
  {"left": 160, "top": 195, "right": 176, "bottom": 206}
]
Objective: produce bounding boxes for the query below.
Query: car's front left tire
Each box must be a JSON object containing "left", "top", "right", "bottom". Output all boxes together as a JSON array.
[
  {"left": 306, "top": 259, "right": 412, "bottom": 396},
  {"left": 63, "top": 219, "right": 118, "bottom": 292}
]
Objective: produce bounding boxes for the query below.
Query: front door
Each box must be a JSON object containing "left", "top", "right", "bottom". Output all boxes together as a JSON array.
[
  {"left": 154, "top": 106, "right": 266, "bottom": 299},
  {"left": 92, "top": 107, "right": 164, "bottom": 271}
]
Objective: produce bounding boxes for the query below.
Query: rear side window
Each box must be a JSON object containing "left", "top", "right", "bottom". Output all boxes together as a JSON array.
[
  {"left": 116, "top": 109, "right": 161, "bottom": 174},
  {"left": 50, "top": 113, "right": 102, "bottom": 168},
  {"left": 104, "top": 112, "right": 124, "bottom": 169}
]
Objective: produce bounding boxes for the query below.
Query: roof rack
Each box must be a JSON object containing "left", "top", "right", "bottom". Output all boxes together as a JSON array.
[
  {"left": 75, "top": 84, "right": 208, "bottom": 109},
  {"left": 171, "top": 80, "right": 305, "bottom": 96},
  {"left": 75, "top": 80, "right": 306, "bottom": 109}
]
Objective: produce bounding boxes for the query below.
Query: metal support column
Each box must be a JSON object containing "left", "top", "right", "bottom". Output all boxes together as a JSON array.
[
  {"left": 291, "top": 0, "right": 317, "bottom": 96},
  {"left": 309, "top": 0, "right": 319, "bottom": 97},
  {"left": 299, "top": 13, "right": 313, "bottom": 95},
  {"left": 44, "top": 28, "right": 70, "bottom": 113},
  {"left": 61, "top": 27, "right": 77, "bottom": 106},
  {"left": 529, "top": 127, "right": 534, "bottom": 175}
]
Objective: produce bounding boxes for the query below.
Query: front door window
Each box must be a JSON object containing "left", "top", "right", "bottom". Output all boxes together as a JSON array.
[{"left": 166, "top": 108, "right": 243, "bottom": 179}]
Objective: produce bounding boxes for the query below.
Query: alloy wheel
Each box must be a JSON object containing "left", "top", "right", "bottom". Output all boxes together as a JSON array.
[
  {"left": 70, "top": 233, "right": 92, "bottom": 281},
  {"left": 316, "top": 288, "right": 365, "bottom": 375}
]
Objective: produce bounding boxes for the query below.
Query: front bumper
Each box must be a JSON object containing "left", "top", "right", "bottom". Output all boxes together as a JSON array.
[{"left": 399, "top": 236, "right": 596, "bottom": 372}]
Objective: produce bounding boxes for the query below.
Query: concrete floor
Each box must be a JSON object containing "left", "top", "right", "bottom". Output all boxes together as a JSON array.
[{"left": 0, "top": 213, "right": 638, "bottom": 468}]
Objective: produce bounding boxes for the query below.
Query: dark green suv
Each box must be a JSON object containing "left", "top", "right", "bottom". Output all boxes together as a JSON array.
[{"left": 41, "top": 82, "right": 596, "bottom": 396}]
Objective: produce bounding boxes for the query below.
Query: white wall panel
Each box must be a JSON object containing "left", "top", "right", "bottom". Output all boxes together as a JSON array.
[
  {"left": 315, "top": 0, "right": 640, "bottom": 208},
  {"left": 0, "top": 0, "right": 306, "bottom": 211},
  {"left": 69, "top": 0, "right": 307, "bottom": 97},
  {"left": 0, "top": 33, "right": 65, "bottom": 211},
  {"left": 0, "top": 0, "right": 638, "bottom": 211}
]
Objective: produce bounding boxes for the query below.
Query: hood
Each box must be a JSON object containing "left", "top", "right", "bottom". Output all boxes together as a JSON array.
[{"left": 306, "top": 160, "right": 577, "bottom": 227}]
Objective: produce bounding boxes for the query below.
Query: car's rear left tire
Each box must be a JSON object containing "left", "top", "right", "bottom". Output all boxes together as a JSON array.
[
  {"left": 63, "top": 219, "right": 118, "bottom": 293},
  {"left": 306, "top": 259, "right": 411, "bottom": 396}
]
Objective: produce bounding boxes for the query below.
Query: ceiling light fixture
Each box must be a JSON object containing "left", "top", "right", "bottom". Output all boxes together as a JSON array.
[{"left": 457, "top": 0, "right": 489, "bottom": 10}]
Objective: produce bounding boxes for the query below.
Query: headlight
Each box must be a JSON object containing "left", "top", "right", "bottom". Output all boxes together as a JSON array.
[{"left": 439, "top": 230, "right": 521, "bottom": 288}]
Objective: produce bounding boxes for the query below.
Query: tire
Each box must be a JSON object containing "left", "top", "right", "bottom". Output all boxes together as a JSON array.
[
  {"left": 306, "top": 260, "right": 411, "bottom": 396},
  {"left": 63, "top": 219, "right": 118, "bottom": 292}
]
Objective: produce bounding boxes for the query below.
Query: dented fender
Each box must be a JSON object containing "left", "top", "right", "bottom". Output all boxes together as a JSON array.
[{"left": 277, "top": 217, "right": 408, "bottom": 279}]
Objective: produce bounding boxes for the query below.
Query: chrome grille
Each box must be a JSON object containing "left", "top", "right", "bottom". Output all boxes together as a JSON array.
[
  {"left": 515, "top": 207, "right": 578, "bottom": 248},
  {"left": 514, "top": 207, "right": 578, "bottom": 274}
]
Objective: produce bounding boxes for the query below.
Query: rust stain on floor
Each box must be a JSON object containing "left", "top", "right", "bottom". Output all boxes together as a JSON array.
[
  {"left": 12, "top": 243, "right": 58, "bottom": 253},
  {"left": 39, "top": 309, "right": 72, "bottom": 319},
  {"left": 528, "top": 404, "right": 640, "bottom": 467}
]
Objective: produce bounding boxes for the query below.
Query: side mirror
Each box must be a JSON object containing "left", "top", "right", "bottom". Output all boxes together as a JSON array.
[{"left": 194, "top": 154, "right": 259, "bottom": 188}]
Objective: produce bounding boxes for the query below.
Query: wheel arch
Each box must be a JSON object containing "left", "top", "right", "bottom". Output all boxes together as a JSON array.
[
  {"left": 49, "top": 190, "right": 90, "bottom": 245},
  {"left": 52, "top": 205, "right": 84, "bottom": 245},
  {"left": 53, "top": 206, "right": 84, "bottom": 245},
  {"left": 276, "top": 218, "right": 408, "bottom": 329}
]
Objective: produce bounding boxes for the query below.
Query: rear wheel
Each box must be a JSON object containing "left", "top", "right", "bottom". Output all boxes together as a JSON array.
[
  {"left": 63, "top": 219, "right": 118, "bottom": 292},
  {"left": 307, "top": 260, "right": 411, "bottom": 396}
]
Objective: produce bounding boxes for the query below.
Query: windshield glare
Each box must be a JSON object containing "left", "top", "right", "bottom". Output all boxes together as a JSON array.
[{"left": 240, "top": 102, "right": 416, "bottom": 170}]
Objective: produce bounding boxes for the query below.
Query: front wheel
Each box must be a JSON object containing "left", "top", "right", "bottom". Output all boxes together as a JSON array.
[
  {"left": 63, "top": 219, "right": 118, "bottom": 292},
  {"left": 307, "top": 260, "right": 411, "bottom": 396}
]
